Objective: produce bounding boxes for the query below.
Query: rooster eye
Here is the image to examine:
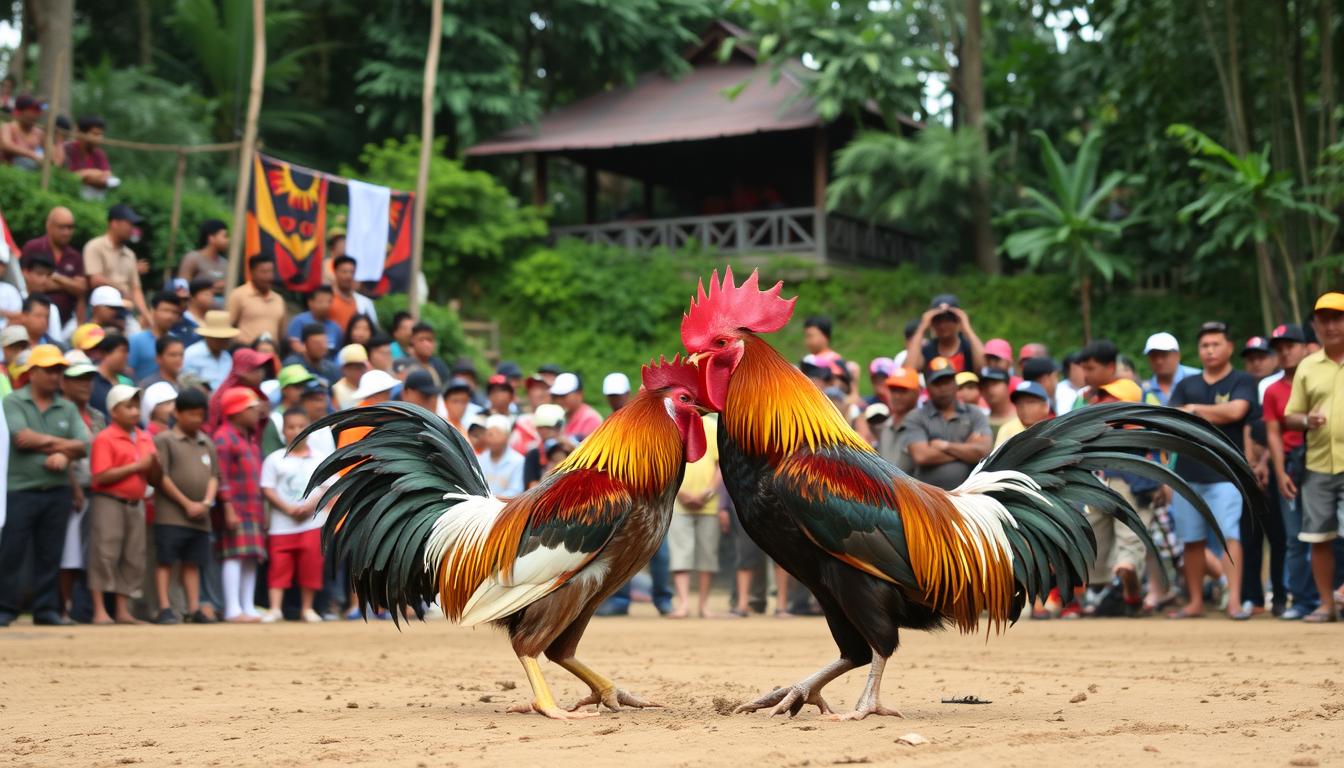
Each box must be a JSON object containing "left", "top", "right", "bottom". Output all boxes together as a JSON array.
[
  {"left": 715, "top": 338, "right": 727, "bottom": 348},
  {"left": 679, "top": 394, "right": 690, "bottom": 402}
]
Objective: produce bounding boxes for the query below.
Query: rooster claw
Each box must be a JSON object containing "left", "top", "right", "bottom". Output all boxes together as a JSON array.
[
  {"left": 508, "top": 701, "right": 601, "bottom": 721},
  {"left": 568, "top": 687, "right": 663, "bottom": 712},
  {"left": 735, "top": 685, "right": 834, "bottom": 717},
  {"left": 822, "top": 704, "right": 903, "bottom": 721}
]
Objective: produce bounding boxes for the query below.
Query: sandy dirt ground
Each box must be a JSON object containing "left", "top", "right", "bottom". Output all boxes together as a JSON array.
[{"left": 2, "top": 606, "right": 1342, "bottom": 768}]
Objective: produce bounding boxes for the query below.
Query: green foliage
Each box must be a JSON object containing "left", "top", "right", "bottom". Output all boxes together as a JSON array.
[
  {"left": 0, "top": 167, "right": 106, "bottom": 246},
  {"left": 373, "top": 293, "right": 468, "bottom": 361},
  {"left": 112, "top": 177, "right": 232, "bottom": 279},
  {"left": 345, "top": 137, "right": 547, "bottom": 297}
]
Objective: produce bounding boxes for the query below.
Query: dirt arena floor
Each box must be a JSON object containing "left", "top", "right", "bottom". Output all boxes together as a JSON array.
[{"left": 3, "top": 606, "right": 1342, "bottom": 768}]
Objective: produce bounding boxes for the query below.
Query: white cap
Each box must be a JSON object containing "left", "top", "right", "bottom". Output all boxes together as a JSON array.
[
  {"left": 260, "top": 379, "right": 281, "bottom": 405},
  {"left": 106, "top": 384, "right": 141, "bottom": 413},
  {"left": 0, "top": 325, "right": 30, "bottom": 348},
  {"left": 550, "top": 372, "right": 580, "bottom": 396},
  {"left": 601, "top": 372, "right": 630, "bottom": 396},
  {"left": 63, "top": 349, "right": 92, "bottom": 365},
  {"left": 863, "top": 402, "right": 891, "bottom": 422},
  {"left": 141, "top": 381, "right": 178, "bottom": 426},
  {"left": 484, "top": 414, "right": 513, "bottom": 433},
  {"left": 338, "top": 344, "right": 369, "bottom": 366},
  {"left": 90, "top": 285, "right": 126, "bottom": 308},
  {"left": 351, "top": 369, "right": 400, "bottom": 401},
  {"left": 532, "top": 403, "right": 565, "bottom": 429},
  {"left": 1143, "top": 332, "right": 1180, "bottom": 354}
]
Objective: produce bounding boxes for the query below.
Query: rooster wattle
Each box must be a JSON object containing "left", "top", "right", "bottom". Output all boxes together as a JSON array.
[
  {"left": 681, "top": 267, "right": 1266, "bottom": 720},
  {"left": 298, "top": 356, "right": 709, "bottom": 720}
]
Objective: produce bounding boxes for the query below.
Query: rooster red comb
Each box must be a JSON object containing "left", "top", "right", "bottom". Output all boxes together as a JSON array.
[
  {"left": 641, "top": 354, "right": 702, "bottom": 395},
  {"left": 680, "top": 266, "right": 796, "bottom": 350}
]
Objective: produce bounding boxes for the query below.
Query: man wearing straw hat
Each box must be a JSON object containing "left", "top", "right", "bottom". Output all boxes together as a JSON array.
[{"left": 182, "top": 310, "right": 239, "bottom": 391}]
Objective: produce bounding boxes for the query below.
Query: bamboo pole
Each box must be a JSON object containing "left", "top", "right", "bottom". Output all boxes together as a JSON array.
[
  {"left": 165, "top": 150, "right": 188, "bottom": 282},
  {"left": 408, "top": 0, "right": 443, "bottom": 318},
  {"left": 0, "top": 113, "right": 241, "bottom": 154},
  {"left": 225, "top": 0, "right": 267, "bottom": 300},
  {"left": 39, "top": 55, "right": 65, "bottom": 192}
]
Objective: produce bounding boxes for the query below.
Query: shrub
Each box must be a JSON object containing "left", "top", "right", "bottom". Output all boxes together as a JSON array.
[{"left": 374, "top": 292, "right": 469, "bottom": 362}]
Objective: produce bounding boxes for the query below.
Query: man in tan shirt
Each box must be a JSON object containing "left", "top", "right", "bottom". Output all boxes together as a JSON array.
[
  {"left": 226, "top": 255, "right": 286, "bottom": 345},
  {"left": 83, "top": 204, "right": 150, "bottom": 325}
]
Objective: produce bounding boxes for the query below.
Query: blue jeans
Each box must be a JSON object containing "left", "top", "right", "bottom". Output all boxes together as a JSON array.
[
  {"left": 600, "top": 538, "right": 672, "bottom": 614},
  {"left": 1279, "top": 487, "right": 1318, "bottom": 611}
]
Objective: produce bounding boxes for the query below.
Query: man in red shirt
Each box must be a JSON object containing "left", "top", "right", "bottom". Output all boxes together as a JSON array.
[
  {"left": 63, "top": 115, "right": 115, "bottom": 197},
  {"left": 88, "top": 385, "right": 158, "bottom": 625},
  {"left": 550, "top": 372, "right": 603, "bottom": 441},
  {"left": 19, "top": 206, "right": 88, "bottom": 324},
  {"left": 1263, "top": 323, "right": 1316, "bottom": 619}
]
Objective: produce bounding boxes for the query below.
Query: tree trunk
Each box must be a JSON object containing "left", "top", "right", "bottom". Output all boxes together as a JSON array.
[
  {"left": 1080, "top": 273, "right": 1092, "bottom": 345},
  {"left": 1254, "top": 240, "right": 1285, "bottom": 326},
  {"left": 31, "top": 0, "right": 73, "bottom": 115},
  {"left": 961, "top": 0, "right": 999, "bottom": 275},
  {"left": 136, "top": 0, "right": 153, "bottom": 69}
]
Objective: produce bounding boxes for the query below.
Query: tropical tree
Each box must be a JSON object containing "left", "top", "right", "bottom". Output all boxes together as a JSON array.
[{"left": 1000, "top": 129, "right": 1134, "bottom": 343}]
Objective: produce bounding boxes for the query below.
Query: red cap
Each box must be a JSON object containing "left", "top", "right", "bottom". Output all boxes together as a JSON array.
[{"left": 221, "top": 387, "right": 261, "bottom": 416}]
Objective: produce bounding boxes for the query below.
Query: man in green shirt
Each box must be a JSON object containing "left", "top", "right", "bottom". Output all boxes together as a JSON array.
[{"left": 0, "top": 345, "right": 90, "bottom": 626}]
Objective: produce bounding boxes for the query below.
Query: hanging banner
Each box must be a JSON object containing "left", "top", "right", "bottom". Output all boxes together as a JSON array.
[
  {"left": 245, "top": 153, "right": 328, "bottom": 292},
  {"left": 367, "top": 191, "right": 414, "bottom": 297}
]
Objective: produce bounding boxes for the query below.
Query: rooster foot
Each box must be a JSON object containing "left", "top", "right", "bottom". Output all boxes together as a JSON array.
[
  {"left": 735, "top": 684, "right": 834, "bottom": 717},
  {"left": 822, "top": 702, "right": 903, "bottom": 721},
  {"left": 568, "top": 687, "right": 663, "bottom": 712},
  {"left": 508, "top": 701, "right": 601, "bottom": 721}
]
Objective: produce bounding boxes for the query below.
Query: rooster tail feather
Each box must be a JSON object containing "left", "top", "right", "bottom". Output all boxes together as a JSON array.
[{"left": 298, "top": 402, "right": 495, "bottom": 626}]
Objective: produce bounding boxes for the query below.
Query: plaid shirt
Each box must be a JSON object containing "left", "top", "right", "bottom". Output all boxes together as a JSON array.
[{"left": 213, "top": 420, "right": 266, "bottom": 559}]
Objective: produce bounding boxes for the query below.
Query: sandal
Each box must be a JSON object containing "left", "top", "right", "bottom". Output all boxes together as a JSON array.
[{"left": 1302, "top": 608, "right": 1339, "bottom": 624}]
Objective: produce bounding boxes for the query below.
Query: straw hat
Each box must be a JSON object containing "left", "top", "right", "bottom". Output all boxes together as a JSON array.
[{"left": 197, "top": 310, "right": 240, "bottom": 340}]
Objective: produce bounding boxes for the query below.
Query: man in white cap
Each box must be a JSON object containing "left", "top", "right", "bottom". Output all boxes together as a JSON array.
[
  {"left": 350, "top": 369, "right": 400, "bottom": 406},
  {"left": 550, "top": 372, "right": 602, "bottom": 441},
  {"left": 1142, "top": 331, "right": 1200, "bottom": 406},
  {"left": 89, "top": 284, "right": 129, "bottom": 334},
  {"left": 602, "top": 372, "right": 631, "bottom": 412},
  {"left": 477, "top": 414, "right": 524, "bottom": 497}
]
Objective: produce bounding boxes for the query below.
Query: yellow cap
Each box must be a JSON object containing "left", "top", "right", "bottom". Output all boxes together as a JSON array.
[
  {"left": 71, "top": 323, "right": 107, "bottom": 351},
  {"left": 1314, "top": 292, "right": 1344, "bottom": 313},
  {"left": 1097, "top": 378, "right": 1143, "bottom": 403},
  {"left": 955, "top": 371, "right": 980, "bottom": 387},
  {"left": 28, "top": 344, "right": 68, "bottom": 369}
]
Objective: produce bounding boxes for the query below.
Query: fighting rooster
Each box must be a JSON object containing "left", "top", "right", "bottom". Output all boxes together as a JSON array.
[
  {"left": 681, "top": 268, "right": 1265, "bottom": 721},
  {"left": 300, "top": 357, "right": 709, "bottom": 720}
]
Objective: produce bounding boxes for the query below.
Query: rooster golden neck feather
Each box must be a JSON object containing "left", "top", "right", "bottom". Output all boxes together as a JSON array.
[
  {"left": 723, "top": 335, "right": 874, "bottom": 460},
  {"left": 554, "top": 393, "right": 683, "bottom": 496}
]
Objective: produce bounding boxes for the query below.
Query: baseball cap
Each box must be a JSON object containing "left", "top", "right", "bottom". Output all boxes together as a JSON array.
[
  {"left": 537, "top": 363, "right": 563, "bottom": 376},
  {"left": 1241, "top": 336, "right": 1272, "bottom": 356},
  {"left": 978, "top": 367, "right": 1010, "bottom": 384},
  {"left": 486, "top": 374, "right": 513, "bottom": 392},
  {"left": 170, "top": 278, "right": 190, "bottom": 293},
  {"left": 822, "top": 385, "right": 846, "bottom": 402},
  {"left": 351, "top": 370, "right": 400, "bottom": 401},
  {"left": 443, "top": 377, "right": 473, "bottom": 395},
  {"left": 984, "top": 339, "right": 1013, "bottom": 361},
  {"left": 277, "top": 364, "right": 315, "bottom": 389},
  {"left": 13, "top": 94, "right": 43, "bottom": 112},
  {"left": 70, "top": 323, "right": 106, "bottom": 351},
  {"left": 90, "top": 285, "right": 126, "bottom": 308},
  {"left": 1019, "top": 342, "right": 1049, "bottom": 361},
  {"left": 403, "top": 369, "right": 441, "bottom": 396},
  {"left": 107, "top": 203, "right": 144, "bottom": 225},
  {"left": 1021, "top": 356, "right": 1059, "bottom": 381},
  {"left": 863, "top": 402, "right": 891, "bottom": 423},
  {"left": 1143, "top": 332, "right": 1180, "bottom": 354},
  {"left": 955, "top": 371, "right": 980, "bottom": 387},
  {"left": 338, "top": 344, "right": 369, "bottom": 366},
  {"left": 532, "top": 403, "right": 566, "bottom": 429},
  {"left": 1314, "top": 292, "right": 1344, "bottom": 313},
  {"left": 868, "top": 357, "right": 895, "bottom": 377},
  {"left": 8, "top": 349, "right": 32, "bottom": 378},
  {"left": 550, "top": 372, "right": 581, "bottom": 396},
  {"left": 1270, "top": 324, "right": 1306, "bottom": 344},
  {"left": 141, "top": 381, "right": 178, "bottom": 426},
  {"left": 484, "top": 414, "right": 513, "bottom": 433},
  {"left": 925, "top": 356, "right": 957, "bottom": 383},
  {"left": 450, "top": 357, "right": 477, "bottom": 377},
  {"left": 929, "top": 293, "right": 960, "bottom": 309},
  {"left": 63, "top": 361, "right": 97, "bottom": 378},
  {"left": 28, "top": 344, "right": 67, "bottom": 369},
  {"left": 885, "top": 366, "right": 919, "bottom": 390},
  {"left": 1097, "top": 378, "right": 1143, "bottom": 403},
  {"left": 221, "top": 387, "right": 262, "bottom": 416},
  {"left": 1010, "top": 380, "right": 1050, "bottom": 404},
  {"left": 300, "top": 379, "right": 328, "bottom": 398},
  {"left": 601, "top": 372, "right": 630, "bottom": 396},
  {"left": 0, "top": 325, "right": 30, "bottom": 349},
  {"left": 495, "top": 361, "right": 523, "bottom": 379},
  {"left": 106, "top": 384, "right": 141, "bottom": 412}
]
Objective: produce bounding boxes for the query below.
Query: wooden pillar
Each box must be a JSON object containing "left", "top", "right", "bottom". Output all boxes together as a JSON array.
[
  {"left": 531, "top": 153, "right": 548, "bottom": 208},
  {"left": 408, "top": 0, "right": 443, "bottom": 318},
  {"left": 39, "top": 56, "right": 64, "bottom": 192},
  {"left": 813, "top": 126, "right": 828, "bottom": 262},
  {"left": 225, "top": 0, "right": 267, "bottom": 300},
  {"left": 165, "top": 150, "right": 187, "bottom": 281},
  {"left": 584, "top": 165, "right": 598, "bottom": 225}
]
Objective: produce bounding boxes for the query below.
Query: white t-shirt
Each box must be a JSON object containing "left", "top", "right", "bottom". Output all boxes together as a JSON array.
[
  {"left": 260, "top": 449, "right": 329, "bottom": 535},
  {"left": 477, "top": 448, "right": 525, "bottom": 497}
]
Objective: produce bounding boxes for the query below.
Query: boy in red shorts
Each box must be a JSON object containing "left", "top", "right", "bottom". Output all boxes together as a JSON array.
[{"left": 259, "top": 407, "right": 328, "bottom": 623}]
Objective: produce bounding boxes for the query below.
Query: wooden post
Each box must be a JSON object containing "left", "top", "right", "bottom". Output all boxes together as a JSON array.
[
  {"left": 164, "top": 150, "right": 187, "bottom": 281},
  {"left": 584, "top": 165, "right": 597, "bottom": 225},
  {"left": 408, "top": 0, "right": 443, "bottom": 319},
  {"left": 225, "top": 0, "right": 266, "bottom": 300},
  {"left": 813, "top": 126, "right": 828, "bottom": 262},
  {"left": 39, "top": 55, "right": 64, "bottom": 192},
  {"left": 531, "top": 153, "right": 548, "bottom": 208}
]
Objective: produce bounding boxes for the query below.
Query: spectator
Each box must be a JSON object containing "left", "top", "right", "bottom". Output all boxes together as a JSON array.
[
  {"left": 0, "top": 345, "right": 90, "bottom": 627},
  {"left": 398, "top": 369, "right": 441, "bottom": 414},
  {"left": 1283, "top": 292, "right": 1344, "bottom": 623},
  {"left": 1055, "top": 352, "right": 1086, "bottom": 415},
  {"left": 89, "top": 285, "right": 129, "bottom": 334},
  {"left": 173, "top": 277, "right": 215, "bottom": 346},
  {"left": 905, "top": 294, "right": 986, "bottom": 373},
  {"left": 344, "top": 313, "right": 375, "bottom": 351},
  {"left": 1240, "top": 334, "right": 1287, "bottom": 617},
  {"left": 20, "top": 294, "right": 59, "bottom": 346},
  {"left": 90, "top": 332, "right": 130, "bottom": 419},
  {"left": 18, "top": 255, "right": 67, "bottom": 342},
  {"left": 181, "top": 311, "right": 237, "bottom": 392},
  {"left": 551, "top": 373, "right": 602, "bottom": 441},
  {"left": 327, "top": 344, "right": 365, "bottom": 410},
  {"left": 364, "top": 334, "right": 393, "bottom": 374},
  {"left": 0, "top": 324, "right": 29, "bottom": 392},
  {"left": 68, "top": 323, "right": 105, "bottom": 358},
  {"left": 328, "top": 256, "right": 378, "bottom": 333},
  {"left": 63, "top": 115, "right": 115, "bottom": 199},
  {"left": 205, "top": 348, "right": 276, "bottom": 436},
  {"left": 1263, "top": 324, "right": 1316, "bottom": 619},
  {"left": 388, "top": 311, "right": 414, "bottom": 359},
  {"left": 142, "top": 380, "right": 177, "bottom": 435},
  {"left": 1167, "top": 321, "right": 1257, "bottom": 619},
  {"left": 1142, "top": 332, "right": 1200, "bottom": 406},
  {"left": 0, "top": 252, "right": 22, "bottom": 330},
  {"left": 524, "top": 373, "right": 551, "bottom": 411},
  {"left": 477, "top": 414, "right": 524, "bottom": 497},
  {"left": 995, "top": 380, "right": 1054, "bottom": 451},
  {"left": 262, "top": 365, "right": 314, "bottom": 456},
  {"left": 260, "top": 407, "right": 329, "bottom": 623},
  {"left": 866, "top": 358, "right": 895, "bottom": 407},
  {"left": 284, "top": 323, "right": 340, "bottom": 386},
  {"left": 485, "top": 374, "right": 517, "bottom": 418},
  {"left": 19, "top": 207, "right": 87, "bottom": 324},
  {"left": 87, "top": 385, "right": 157, "bottom": 625},
  {"left": 955, "top": 371, "right": 981, "bottom": 407},
  {"left": 875, "top": 366, "right": 920, "bottom": 475},
  {"left": 297, "top": 381, "right": 335, "bottom": 457},
  {"left": 802, "top": 315, "right": 859, "bottom": 389},
  {"left": 451, "top": 358, "right": 489, "bottom": 410},
  {"left": 349, "top": 369, "right": 400, "bottom": 409},
  {"left": 496, "top": 361, "right": 524, "bottom": 393},
  {"left": 57, "top": 355, "right": 101, "bottom": 621},
  {"left": 995, "top": 356, "right": 1060, "bottom": 445},
  {"left": 322, "top": 229, "right": 346, "bottom": 286},
  {"left": 1018, "top": 342, "right": 1049, "bottom": 365},
  {"left": 137, "top": 335, "right": 184, "bottom": 391},
  {"left": 521, "top": 404, "right": 567, "bottom": 489},
  {"left": 443, "top": 378, "right": 472, "bottom": 434},
  {"left": 128, "top": 291, "right": 183, "bottom": 382},
  {"left": 0, "top": 94, "right": 55, "bottom": 170},
  {"left": 602, "top": 372, "right": 630, "bottom": 412},
  {"left": 226, "top": 255, "right": 286, "bottom": 346},
  {"left": 983, "top": 338, "right": 1016, "bottom": 377},
  {"left": 213, "top": 387, "right": 267, "bottom": 623},
  {"left": 151, "top": 388, "right": 217, "bottom": 624},
  {"left": 893, "top": 318, "right": 920, "bottom": 370},
  {"left": 177, "top": 220, "right": 230, "bottom": 295},
  {"left": 900, "top": 357, "right": 992, "bottom": 490},
  {"left": 536, "top": 363, "right": 563, "bottom": 387},
  {"left": 84, "top": 204, "right": 151, "bottom": 327},
  {"left": 1242, "top": 335, "right": 1283, "bottom": 400},
  {"left": 668, "top": 414, "right": 721, "bottom": 618},
  {"left": 979, "top": 367, "right": 1014, "bottom": 437},
  {"left": 286, "top": 286, "right": 341, "bottom": 358},
  {"left": 1075, "top": 339, "right": 1121, "bottom": 407},
  {"left": 407, "top": 322, "right": 451, "bottom": 384}
]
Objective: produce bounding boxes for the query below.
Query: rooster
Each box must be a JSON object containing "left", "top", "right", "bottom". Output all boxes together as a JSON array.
[
  {"left": 300, "top": 356, "right": 709, "bottom": 720},
  {"left": 681, "top": 268, "right": 1265, "bottom": 721}
]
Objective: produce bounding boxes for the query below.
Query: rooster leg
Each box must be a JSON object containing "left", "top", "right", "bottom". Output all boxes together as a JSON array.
[
  {"left": 506, "top": 655, "right": 601, "bottom": 721},
  {"left": 557, "top": 657, "right": 664, "bottom": 712},
  {"left": 823, "top": 653, "right": 903, "bottom": 721},
  {"left": 734, "top": 657, "right": 853, "bottom": 717}
]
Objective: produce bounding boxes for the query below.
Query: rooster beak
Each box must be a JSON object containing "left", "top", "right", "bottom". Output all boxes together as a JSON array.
[{"left": 686, "top": 351, "right": 711, "bottom": 366}]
